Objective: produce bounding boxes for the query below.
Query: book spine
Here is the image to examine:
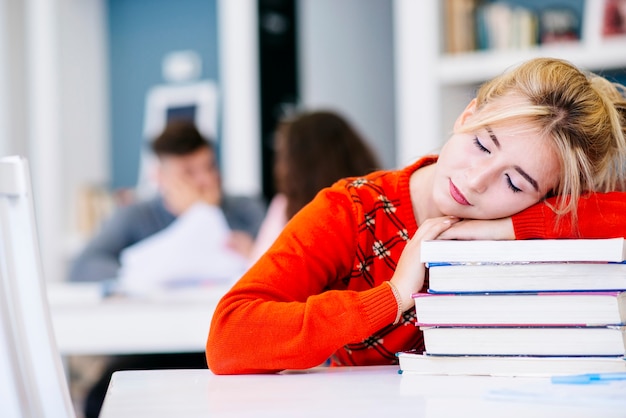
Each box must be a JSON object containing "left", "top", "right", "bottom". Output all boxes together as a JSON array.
[{"left": 416, "top": 324, "right": 626, "bottom": 329}]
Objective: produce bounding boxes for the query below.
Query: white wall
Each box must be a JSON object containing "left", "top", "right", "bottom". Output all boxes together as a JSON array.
[
  {"left": 218, "top": 0, "right": 261, "bottom": 196},
  {"left": 57, "top": 0, "right": 110, "bottom": 251},
  {"left": 393, "top": 0, "right": 443, "bottom": 166},
  {"left": 24, "top": 0, "right": 64, "bottom": 285},
  {"left": 0, "top": 0, "right": 28, "bottom": 158},
  {"left": 0, "top": 0, "right": 108, "bottom": 282},
  {"left": 298, "top": 0, "right": 396, "bottom": 168}
]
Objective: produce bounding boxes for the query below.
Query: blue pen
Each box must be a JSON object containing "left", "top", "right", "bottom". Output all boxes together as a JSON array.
[{"left": 551, "top": 372, "right": 626, "bottom": 384}]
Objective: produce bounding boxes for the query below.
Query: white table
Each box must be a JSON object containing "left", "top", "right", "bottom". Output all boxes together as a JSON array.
[
  {"left": 47, "top": 282, "right": 231, "bottom": 355},
  {"left": 99, "top": 365, "right": 626, "bottom": 418}
]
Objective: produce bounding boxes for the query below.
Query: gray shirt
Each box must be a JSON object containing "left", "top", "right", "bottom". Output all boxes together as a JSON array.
[{"left": 69, "top": 195, "right": 266, "bottom": 282}]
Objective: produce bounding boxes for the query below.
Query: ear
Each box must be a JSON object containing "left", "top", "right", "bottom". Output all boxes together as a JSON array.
[{"left": 453, "top": 98, "right": 478, "bottom": 131}]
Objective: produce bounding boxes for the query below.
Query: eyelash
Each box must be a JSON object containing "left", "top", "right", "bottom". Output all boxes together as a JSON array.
[
  {"left": 473, "top": 137, "right": 490, "bottom": 153},
  {"left": 505, "top": 174, "right": 522, "bottom": 193},
  {"left": 474, "top": 136, "right": 522, "bottom": 193}
]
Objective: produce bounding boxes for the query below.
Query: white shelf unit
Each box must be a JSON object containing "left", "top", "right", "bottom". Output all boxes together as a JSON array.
[{"left": 393, "top": 0, "right": 626, "bottom": 168}]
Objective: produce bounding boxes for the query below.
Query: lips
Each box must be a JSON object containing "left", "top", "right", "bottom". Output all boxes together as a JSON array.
[{"left": 449, "top": 180, "right": 471, "bottom": 206}]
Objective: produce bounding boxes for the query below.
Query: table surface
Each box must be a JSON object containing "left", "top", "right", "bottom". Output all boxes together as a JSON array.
[
  {"left": 99, "top": 365, "right": 626, "bottom": 418},
  {"left": 47, "top": 282, "right": 231, "bottom": 355}
]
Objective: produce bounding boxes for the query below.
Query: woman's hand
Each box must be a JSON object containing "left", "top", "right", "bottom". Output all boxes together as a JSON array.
[
  {"left": 389, "top": 216, "right": 460, "bottom": 309},
  {"left": 437, "top": 217, "right": 514, "bottom": 240}
]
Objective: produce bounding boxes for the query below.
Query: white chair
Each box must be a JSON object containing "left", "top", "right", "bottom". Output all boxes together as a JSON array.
[{"left": 0, "top": 156, "right": 75, "bottom": 418}]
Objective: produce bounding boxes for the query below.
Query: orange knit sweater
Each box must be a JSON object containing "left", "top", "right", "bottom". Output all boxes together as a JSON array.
[{"left": 206, "top": 156, "right": 626, "bottom": 374}]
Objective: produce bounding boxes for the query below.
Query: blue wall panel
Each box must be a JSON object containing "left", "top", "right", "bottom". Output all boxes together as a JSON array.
[{"left": 108, "top": 0, "right": 218, "bottom": 189}]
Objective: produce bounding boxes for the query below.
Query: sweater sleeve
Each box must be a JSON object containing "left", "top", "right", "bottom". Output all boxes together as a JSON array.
[
  {"left": 512, "top": 191, "right": 626, "bottom": 239},
  {"left": 206, "top": 188, "right": 399, "bottom": 375}
]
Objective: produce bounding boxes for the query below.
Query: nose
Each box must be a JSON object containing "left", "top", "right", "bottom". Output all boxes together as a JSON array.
[{"left": 465, "top": 161, "right": 494, "bottom": 194}]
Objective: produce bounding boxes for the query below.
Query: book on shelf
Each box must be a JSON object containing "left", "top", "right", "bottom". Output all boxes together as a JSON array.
[
  {"left": 397, "top": 350, "right": 626, "bottom": 377},
  {"left": 444, "top": 0, "right": 478, "bottom": 54},
  {"left": 538, "top": 6, "right": 581, "bottom": 44},
  {"left": 476, "top": 2, "right": 539, "bottom": 50},
  {"left": 427, "top": 261, "right": 626, "bottom": 293},
  {"left": 603, "top": 0, "right": 626, "bottom": 37},
  {"left": 420, "top": 237, "right": 626, "bottom": 264},
  {"left": 443, "top": 0, "right": 586, "bottom": 54},
  {"left": 418, "top": 325, "right": 626, "bottom": 357},
  {"left": 412, "top": 291, "right": 626, "bottom": 326}
]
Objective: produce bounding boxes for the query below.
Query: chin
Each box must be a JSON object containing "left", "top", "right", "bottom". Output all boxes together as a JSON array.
[{"left": 436, "top": 204, "right": 464, "bottom": 219}]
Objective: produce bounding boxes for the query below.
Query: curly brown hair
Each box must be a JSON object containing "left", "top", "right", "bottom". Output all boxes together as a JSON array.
[{"left": 274, "top": 110, "right": 382, "bottom": 219}]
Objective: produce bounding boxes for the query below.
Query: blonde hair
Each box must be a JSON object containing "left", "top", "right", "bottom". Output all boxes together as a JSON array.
[{"left": 458, "top": 58, "right": 626, "bottom": 223}]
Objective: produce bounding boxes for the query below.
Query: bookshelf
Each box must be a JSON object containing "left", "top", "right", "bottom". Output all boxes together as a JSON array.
[{"left": 393, "top": 0, "right": 626, "bottom": 168}]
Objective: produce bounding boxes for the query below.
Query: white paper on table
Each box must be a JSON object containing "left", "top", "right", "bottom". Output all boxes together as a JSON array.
[
  {"left": 117, "top": 203, "right": 249, "bottom": 293},
  {"left": 485, "top": 380, "right": 626, "bottom": 407}
]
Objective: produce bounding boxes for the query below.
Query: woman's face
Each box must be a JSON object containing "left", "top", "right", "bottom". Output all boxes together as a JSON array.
[{"left": 432, "top": 99, "right": 560, "bottom": 220}]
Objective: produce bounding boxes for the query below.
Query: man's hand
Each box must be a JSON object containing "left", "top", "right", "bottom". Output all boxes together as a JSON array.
[{"left": 161, "top": 171, "right": 221, "bottom": 216}]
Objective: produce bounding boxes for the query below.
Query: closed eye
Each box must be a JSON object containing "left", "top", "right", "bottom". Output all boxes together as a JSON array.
[
  {"left": 473, "top": 137, "right": 490, "bottom": 154},
  {"left": 505, "top": 174, "right": 522, "bottom": 193}
]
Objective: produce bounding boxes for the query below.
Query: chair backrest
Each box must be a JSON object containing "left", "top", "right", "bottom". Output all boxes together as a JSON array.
[{"left": 0, "top": 156, "right": 75, "bottom": 418}]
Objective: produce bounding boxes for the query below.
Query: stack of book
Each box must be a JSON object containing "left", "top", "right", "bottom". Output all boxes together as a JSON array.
[{"left": 398, "top": 238, "right": 626, "bottom": 377}]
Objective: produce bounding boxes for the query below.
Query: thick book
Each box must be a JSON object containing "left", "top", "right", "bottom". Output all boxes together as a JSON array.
[
  {"left": 420, "top": 238, "right": 626, "bottom": 264},
  {"left": 427, "top": 261, "right": 626, "bottom": 293},
  {"left": 412, "top": 291, "right": 626, "bottom": 326},
  {"left": 397, "top": 350, "right": 626, "bottom": 377},
  {"left": 418, "top": 325, "right": 626, "bottom": 356}
]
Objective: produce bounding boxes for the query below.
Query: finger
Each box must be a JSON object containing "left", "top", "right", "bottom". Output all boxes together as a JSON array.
[{"left": 414, "top": 216, "right": 460, "bottom": 241}]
